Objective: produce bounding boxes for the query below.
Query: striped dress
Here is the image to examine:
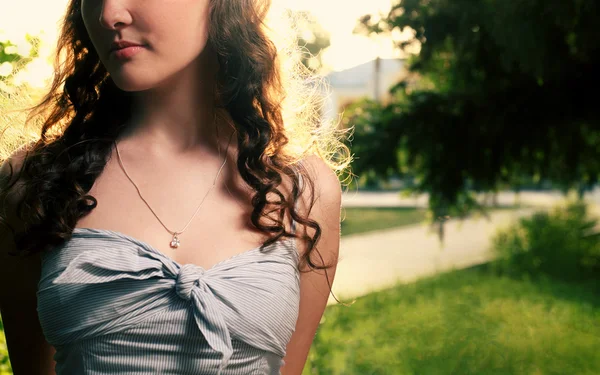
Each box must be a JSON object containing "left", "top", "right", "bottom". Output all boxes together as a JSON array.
[{"left": 36, "top": 175, "right": 303, "bottom": 374}]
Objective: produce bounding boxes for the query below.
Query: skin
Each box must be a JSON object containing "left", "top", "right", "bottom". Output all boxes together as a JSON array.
[
  {"left": 83, "top": 0, "right": 212, "bottom": 92},
  {"left": 0, "top": 1, "right": 341, "bottom": 374},
  {"left": 81, "top": 0, "right": 224, "bottom": 157}
]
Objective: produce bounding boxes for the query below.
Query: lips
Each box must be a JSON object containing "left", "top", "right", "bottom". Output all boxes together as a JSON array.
[{"left": 109, "top": 40, "right": 145, "bottom": 53}]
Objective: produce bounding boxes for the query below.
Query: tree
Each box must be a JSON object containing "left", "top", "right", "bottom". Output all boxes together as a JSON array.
[
  {"left": 288, "top": 10, "right": 331, "bottom": 73},
  {"left": 0, "top": 34, "right": 41, "bottom": 93},
  {"left": 347, "top": 0, "right": 600, "bottom": 237}
]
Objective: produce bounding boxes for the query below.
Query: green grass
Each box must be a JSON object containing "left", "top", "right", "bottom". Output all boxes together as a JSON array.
[
  {"left": 0, "top": 318, "right": 7, "bottom": 375},
  {"left": 3, "top": 262, "right": 596, "bottom": 375},
  {"left": 341, "top": 207, "right": 428, "bottom": 236},
  {"left": 303, "top": 266, "right": 600, "bottom": 375},
  {"left": 341, "top": 205, "right": 525, "bottom": 236}
]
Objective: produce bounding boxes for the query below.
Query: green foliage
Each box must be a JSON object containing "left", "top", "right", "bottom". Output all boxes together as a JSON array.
[
  {"left": 0, "top": 316, "right": 11, "bottom": 374},
  {"left": 0, "top": 42, "right": 22, "bottom": 66},
  {"left": 0, "top": 34, "right": 42, "bottom": 92},
  {"left": 350, "top": 0, "right": 600, "bottom": 225},
  {"left": 304, "top": 267, "right": 600, "bottom": 374},
  {"left": 492, "top": 200, "right": 600, "bottom": 282},
  {"left": 341, "top": 99, "right": 400, "bottom": 179},
  {"left": 288, "top": 10, "right": 331, "bottom": 73}
]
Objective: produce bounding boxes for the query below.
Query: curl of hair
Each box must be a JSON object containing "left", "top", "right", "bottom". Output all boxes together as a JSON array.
[{"left": 0, "top": 0, "right": 353, "bottom": 302}]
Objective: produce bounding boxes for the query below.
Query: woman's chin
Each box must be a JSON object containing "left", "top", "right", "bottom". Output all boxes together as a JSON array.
[{"left": 110, "top": 75, "right": 157, "bottom": 92}]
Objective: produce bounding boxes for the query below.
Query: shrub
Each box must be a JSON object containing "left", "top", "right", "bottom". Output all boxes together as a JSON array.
[
  {"left": 492, "top": 199, "right": 600, "bottom": 282},
  {"left": 0, "top": 316, "right": 10, "bottom": 374}
]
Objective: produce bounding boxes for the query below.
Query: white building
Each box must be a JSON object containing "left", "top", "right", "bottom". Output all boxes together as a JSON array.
[{"left": 322, "top": 57, "right": 407, "bottom": 124}]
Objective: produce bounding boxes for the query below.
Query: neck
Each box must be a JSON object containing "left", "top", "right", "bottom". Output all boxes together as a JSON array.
[{"left": 117, "top": 47, "right": 233, "bottom": 158}]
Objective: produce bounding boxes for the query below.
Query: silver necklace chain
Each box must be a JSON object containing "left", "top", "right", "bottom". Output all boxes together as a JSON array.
[{"left": 114, "top": 129, "right": 236, "bottom": 249}]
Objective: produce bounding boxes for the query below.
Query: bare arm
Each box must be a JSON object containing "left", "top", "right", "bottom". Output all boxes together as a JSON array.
[
  {"left": 0, "top": 149, "right": 57, "bottom": 375},
  {"left": 0, "top": 250, "right": 57, "bottom": 375},
  {"left": 281, "top": 156, "right": 342, "bottom": 375}
]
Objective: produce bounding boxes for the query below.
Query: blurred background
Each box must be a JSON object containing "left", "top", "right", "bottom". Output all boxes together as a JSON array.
[{"left": 1, "top": 0, "right": 599, "bottom": 374}]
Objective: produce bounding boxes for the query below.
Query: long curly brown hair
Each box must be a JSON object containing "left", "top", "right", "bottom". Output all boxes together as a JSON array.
[{"left": 0, "top": 0, "right": 353, "bottom": 297}]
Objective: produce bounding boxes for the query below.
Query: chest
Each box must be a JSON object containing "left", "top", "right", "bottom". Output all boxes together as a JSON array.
[{"left": 75, "top": 150, "right": 296, "bottom": 269}]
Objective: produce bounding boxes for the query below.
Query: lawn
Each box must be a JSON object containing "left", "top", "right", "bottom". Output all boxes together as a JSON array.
[
  {"left": 341, "top": 207, "right": 429, "bottom": 236},
  {"left": 341, "top": 205, "right": 524, "bottom": 236},
  {"left": 3, "top": 267, "right": 596, "bottom": 375},
  {"left": 303, "top": 266, "right": 600, "bottom": 375}
]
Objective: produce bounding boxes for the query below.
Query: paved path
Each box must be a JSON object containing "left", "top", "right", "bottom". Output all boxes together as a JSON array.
[
  {"left": 327, "top": 189, "right": 600, "bottom": 305},
  {"left": 341, "top": 189, "right": 598, "bottom": 208}
]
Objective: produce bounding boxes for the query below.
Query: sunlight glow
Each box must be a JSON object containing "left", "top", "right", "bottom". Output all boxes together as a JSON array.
[
  {"left": 1, "top": 0, "right": 401, "bottom": 89},
  {"left": 280, "top": 0, "right": 398, "bottom": 72}
]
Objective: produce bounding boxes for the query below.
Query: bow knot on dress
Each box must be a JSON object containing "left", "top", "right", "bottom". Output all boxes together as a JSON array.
[
  {"left": 176, "top": 263, "right": 207, "bottom": 301},
  {"left": 37, "top": 228, "right": 301, "bottom": 374}
]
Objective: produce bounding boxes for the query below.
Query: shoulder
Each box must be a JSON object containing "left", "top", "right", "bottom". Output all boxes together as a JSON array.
[
  {"left": 294, "top": 154, "right": 342, "bottom": 260},
  {"left": 1, "top": 141, "right": 32, "bottom": 187},
  {"left": 298, "top": 154, "right": 342, "bottom": 208},
  {"left": 0, "top": 144, "right": 36, "bottom": 254},
  {"left": 1, "top": 143, "right": 31, "bottom": 208},
  {"left": 1, "top": 145, "right": 24, "bottom": 172},
  {"left": 0, "top": 143, "right": 32, "bottom": 226},
  {"left": 1, "top": 142, "right": 38, "bottom": 298},
  {"left": 0, "top": 142, "right": 34, "bottom": 249},
  {"left": 279, "top": 156, "right": 342, "bottom": 372}
]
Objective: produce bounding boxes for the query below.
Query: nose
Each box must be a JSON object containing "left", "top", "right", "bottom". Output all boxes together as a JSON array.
[{"left": 98, "top": 0, "right": 133, "bottom": 30}]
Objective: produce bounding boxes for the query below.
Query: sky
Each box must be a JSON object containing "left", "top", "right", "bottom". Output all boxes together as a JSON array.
[
  {"left": 1, "top": 0, "right": 403, "bottom": 86},
  {"left": 279, "top": 0, "right": 401, "bottom": 71}
]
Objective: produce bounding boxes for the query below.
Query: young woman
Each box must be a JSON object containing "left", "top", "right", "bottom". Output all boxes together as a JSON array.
[{"left": 0, "top": 0, "right": 351, "bottom": 374}]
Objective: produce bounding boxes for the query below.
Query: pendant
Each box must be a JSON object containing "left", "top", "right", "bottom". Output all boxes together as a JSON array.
[{"left": 170, "top": 233, "right": 180, "bottom": 249}]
